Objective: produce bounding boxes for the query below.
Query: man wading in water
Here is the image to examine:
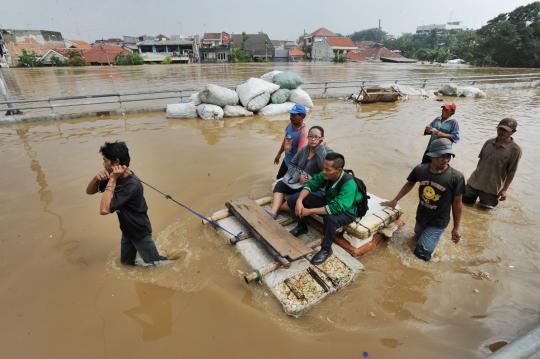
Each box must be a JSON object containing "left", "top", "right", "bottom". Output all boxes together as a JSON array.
[
  {"left": 382, "top": 138, "right": 465, "bottom": 261},
  {"left": 86, "top": 141, "right": 169, "bottom": 266}
]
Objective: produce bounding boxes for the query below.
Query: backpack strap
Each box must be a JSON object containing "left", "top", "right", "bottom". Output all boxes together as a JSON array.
[{"left": 334, "top": 171, "right": 354, "bottom": 193}]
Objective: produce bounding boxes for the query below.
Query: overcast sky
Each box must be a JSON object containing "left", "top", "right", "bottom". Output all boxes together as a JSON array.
[{"left": 1, "top": 0, "right": 535, "bottom": 42}]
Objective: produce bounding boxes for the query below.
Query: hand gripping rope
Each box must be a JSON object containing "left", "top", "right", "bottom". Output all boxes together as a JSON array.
[{"left": 139, "top": 179, "right": 243, "bottom": 241}]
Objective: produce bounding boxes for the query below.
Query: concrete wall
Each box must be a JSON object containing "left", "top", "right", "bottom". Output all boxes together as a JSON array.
[{"left": 311, "top": 39, "right": 333, "bottom": 61}]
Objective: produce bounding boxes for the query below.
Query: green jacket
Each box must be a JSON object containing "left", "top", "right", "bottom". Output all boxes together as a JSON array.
[{"left": 304, "top": 171, "right": 363, "bottom": 216}]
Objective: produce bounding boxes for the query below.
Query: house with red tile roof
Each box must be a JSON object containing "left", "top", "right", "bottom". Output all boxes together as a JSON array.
[
  {"left": 302, "top": 27, "right": 338, "bottom": 58},
  {"left": 82, "top": 44, "right": 129, "bottom": 65},
  {"left": 64, "top": 39, "right": 91, "bottom": 49},
  {"left": 353, "top": 41, "right": 413, "bottom": 61},
  {"left": 289, "top": 47, "right": 305, "bottom": 61},
  {"left": 312, "top": 36, "right": 358, "bottom": 61},
  {"left": 346, "top": 51, "right": 367, "bottom": 62}
]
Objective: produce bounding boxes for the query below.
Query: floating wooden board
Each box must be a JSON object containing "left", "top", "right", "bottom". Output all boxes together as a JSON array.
[{"left": 226, "top": 198, "right": 312, "bottom": 261}]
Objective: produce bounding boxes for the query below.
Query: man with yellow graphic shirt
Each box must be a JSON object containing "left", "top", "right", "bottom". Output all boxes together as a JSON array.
[{"left": 382, "top": 138, "right": 465, "bottom": 261}]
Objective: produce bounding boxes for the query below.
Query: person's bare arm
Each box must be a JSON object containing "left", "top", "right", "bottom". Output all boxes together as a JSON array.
[
  {"left": 99, "top": 165, "right": 126, "bottom": 215},
  {"left": 274, "top": 138, "right": 285, "bottom": 164},
  {"left": 381, "top": 182, "right": 415, "bottom": 208},
  {"left": 86, "top": 170, "right": 109, "bottom": 195},
  {"left": 498, "top": 170, "right": 517, "bottom": 201},
  {"left": 451, "top": 195, "right": 463, "bottom": 243}
]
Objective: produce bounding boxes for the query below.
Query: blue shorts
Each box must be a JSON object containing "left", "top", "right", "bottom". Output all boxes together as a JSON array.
[{"left": 413, "top": 223, "right": 445, "bottom": 261}]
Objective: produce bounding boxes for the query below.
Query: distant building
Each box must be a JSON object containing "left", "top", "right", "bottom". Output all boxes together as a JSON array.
[
  {"left": 354, "top": 41, "right": 409, "bottom": 61},
  {"left": 199, "top": 45, "right": 231, "bottom": 63},
  {"left": 230, "top": 32, "right": 274, "bottom": 61},
  {"left": 64, "top": 39, "right": 91, "bottom": 49},
  {"left": 94, "top": 38, "right": 123, "bottom": 45},
  {"left": 312, "top": 36, "right": 356, "bottom": 61},
  {"left": 201, "top": 32, "right": 230, "bottom": 48},
  {"left": 303, "top": 27, "right": 337, "bottom": 50},
  {"left": 289, "top": 47, "right": 306, "bottom": 62},
  {"left": 416, "top": 21, "right": 464, "bottom": 34},
  {"left": 83, "top": 44, "right": 130, "bottom": 65},
  {"left": 0, "top": 29, "right": 64, "bottom": 66},
  {"left": 137, "top": 37, "right": 194, "bottom": 63},
  {"left": 346, "top": 51, "right": 367, "bottom": 62}
]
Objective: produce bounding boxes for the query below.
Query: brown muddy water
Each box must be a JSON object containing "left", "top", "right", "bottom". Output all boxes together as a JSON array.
[{"left": 0, "top": 63, "right": 539, "bottom": 358}]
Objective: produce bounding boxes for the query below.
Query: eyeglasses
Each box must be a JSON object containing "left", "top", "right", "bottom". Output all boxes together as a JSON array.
[{"left": 308, "top": 135, "right": 322, "bottom": 139}]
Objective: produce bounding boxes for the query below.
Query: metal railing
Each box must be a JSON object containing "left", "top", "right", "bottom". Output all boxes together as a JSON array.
[{"left": 1, "top": 73, "right": 539, "bottom": 117}]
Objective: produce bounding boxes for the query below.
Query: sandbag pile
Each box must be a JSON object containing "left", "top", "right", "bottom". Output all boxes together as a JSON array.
[
  {"left": 438, "top": 83, "right": 487, "bottom": 98},
  {"left": 166, "top": 71, "right": 314, "bottom": 120}
]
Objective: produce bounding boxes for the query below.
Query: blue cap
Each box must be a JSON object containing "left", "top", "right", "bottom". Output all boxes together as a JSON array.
[{"left": 288, "top": 103, "right": 307, "bottom": 115}]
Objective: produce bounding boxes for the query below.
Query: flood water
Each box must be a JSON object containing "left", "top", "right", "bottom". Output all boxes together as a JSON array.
[{"left": 0, "top": 63, "right": 539, "bottom": 358}]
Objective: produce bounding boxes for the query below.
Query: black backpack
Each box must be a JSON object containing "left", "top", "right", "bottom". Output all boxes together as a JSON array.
[{"left": 335, "top": 169, "right": 370, "bottom": 218}]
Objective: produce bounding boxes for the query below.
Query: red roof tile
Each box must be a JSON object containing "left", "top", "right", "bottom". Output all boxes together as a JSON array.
[
  {"left": 327, "top": 37, "right": 355, "bottom": 47},
  {"left": 346, "top": 52, "right": 367, "bottom": 62},
  {"left": 83, "top": 45, "right": 128, "bottom": 64},
  {"left": 289, "top": 48, "right": 305, "bottom": 57},
  {"left": 309, "top": 27, "right": 336, "bottom": 37},
  {"left": 353, "top": 41, "right": 404, "bottom": 60}
]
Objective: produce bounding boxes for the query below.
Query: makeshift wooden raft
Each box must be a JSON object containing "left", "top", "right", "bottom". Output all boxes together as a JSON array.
[{"left": 205, "top": 194, "right": 403, "bottom": 317}]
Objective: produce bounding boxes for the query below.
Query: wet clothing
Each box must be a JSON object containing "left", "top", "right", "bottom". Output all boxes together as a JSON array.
[
  {"left": 121, "top": 233, "right": 166, "bottom": 266},
  {"left": 466, "top": 138, "right": 521, "bottom": 196},
  {"left": 276, "top": 123, "right": 308, "bottom": 179},
  {"left": 304, "top": 171, "right": 363, "bottom": 217},
  {"left": 407, "top": 164, "right": 465, "bottom": 229},
  {"left": 462, "top": 185, "right": 499, "bottom": 208},
  {"left": 287, "top": 191, "right": 355, "bottom": 250},
  {"left": 281, "top": 144, "right": 331, "bottom": 190},
  {"left": 283, "top": 123, "right": 308, "bottom": 166},
  {"left": 273, "top": 180, "right": 301, "bottom": 195},
  {"left": 422, "top": 116, "right": 460, "bottom": 164},
  {"left": 413, "top": 223, "right": 445, "bottom": 261},
  {"left": 99, "top": 173, "right": 163, "bottom": 264}
]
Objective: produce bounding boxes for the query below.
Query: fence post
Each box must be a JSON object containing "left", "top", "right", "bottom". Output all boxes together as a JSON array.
[
  {"left": 422, "top": 79, "right": 427, "bottom": 88},
  {"left": 323, "top": 82, "right": 328, "bottom": 97},
  {"left": 117, "top": 93, "right": 125, "bottom": 115},
  {"left": 48, "top": 98, "right": 57, "bottom": 117}
]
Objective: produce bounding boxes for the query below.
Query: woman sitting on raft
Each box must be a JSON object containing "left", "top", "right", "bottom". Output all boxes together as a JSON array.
[{"left": 269, "top": 125, "right": 331, "bottom": 219}]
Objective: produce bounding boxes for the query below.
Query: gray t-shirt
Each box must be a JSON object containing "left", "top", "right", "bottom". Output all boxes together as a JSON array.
[
  {"left": 407, "top": 164, "right": 465, "bottom": 228},
  {"left": 99, "top": 173, "right": 152, "bottom": 240}
]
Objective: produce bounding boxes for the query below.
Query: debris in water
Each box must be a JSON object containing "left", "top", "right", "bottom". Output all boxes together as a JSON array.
[
  {"left": 369, "top": 311, "right": 376, "bottom": 317},
  {"left": 473, "top": 289, "right": 480, "bottom": 293}
]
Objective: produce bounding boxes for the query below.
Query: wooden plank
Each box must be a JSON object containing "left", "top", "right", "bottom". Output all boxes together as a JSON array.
[{"left": 226, "top": 198, "right": 312, "bottom": 261}]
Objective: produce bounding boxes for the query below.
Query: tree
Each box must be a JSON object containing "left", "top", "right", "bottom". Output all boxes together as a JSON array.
[
  {"left": 114, "top": 52, "right": 145, "bottom": 65},
  {"left": 67, "top": 50, "right": 87, "bottom": 66},
  {"left": 50, "top": 54, "right": 67, "bottom": 66},
  {"left": 18, "top": 49, "right": 40, "bottom": 67},
  {"left": 350, "top": 28, "right": 388, "bottom": 42},
  {"left": 474, "top": 2, "right": 540, "bottom": 67}
]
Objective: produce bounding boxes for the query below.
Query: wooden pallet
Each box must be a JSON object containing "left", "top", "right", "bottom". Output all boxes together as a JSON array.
[{"left": 226, "top": 198, "right": 313, "bottom": 262}]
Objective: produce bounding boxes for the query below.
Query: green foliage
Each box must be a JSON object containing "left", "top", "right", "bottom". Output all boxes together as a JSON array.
[
  {"left": 231, "top": 32, "right": 252, "bottom": 62},
  {"left": 350, "top": 28, "right": 388, "bottom": 42},
  {"left": 50, "top": 54, "right": 67, "bottom": 66},
  {"left": 114, "top": 52, "right": 145, "bottom": 65},
  {"left": 18, "top": 49, "right": 41, "bottom": 67},
  {"left": 383, "top": 2, "right": 540, "bottom": 67},
  {"left": 332, "top": 53, "right": 347, "bottom": 63},
  {"left": 67, "top": 50, "right": 87, "bottom": 66},
  {"left": 474, "top": 2, "right": 540, "bottom": 67},
  {"left": 231, "top": 48, "right": 251, "bottom": 62},
  {"left": 161, "top": 56, "right": 173, "bottom": 64}
]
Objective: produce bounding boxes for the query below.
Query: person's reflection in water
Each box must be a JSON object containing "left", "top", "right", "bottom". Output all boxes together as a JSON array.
[{"left": 124, "top": 282, "right": 174, "bottom": 341}]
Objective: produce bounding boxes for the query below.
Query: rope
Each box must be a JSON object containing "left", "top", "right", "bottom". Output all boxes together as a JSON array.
[{"left": 139, "top": 179, "right": 243, "bottom": 240}]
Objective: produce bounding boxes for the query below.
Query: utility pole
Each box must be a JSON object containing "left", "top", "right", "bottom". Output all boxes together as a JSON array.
[{"left": 378, "top": 19, "right": 382, "bottom": 43}]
